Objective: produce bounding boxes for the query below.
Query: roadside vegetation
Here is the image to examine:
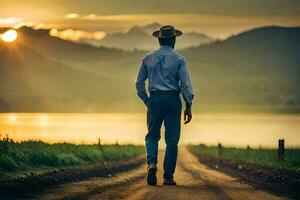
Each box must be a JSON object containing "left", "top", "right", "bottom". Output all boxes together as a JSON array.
[
  {"left": 0, "top": 135, "right": 144, "bottom": 180},
  {"left": 189, "top": 144, "right": 300, "bottom": 172}
]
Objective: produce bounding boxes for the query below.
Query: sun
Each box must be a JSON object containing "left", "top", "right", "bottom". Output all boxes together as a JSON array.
[{"left": 1, "top": 29, "right": 18, "bottom": 43}]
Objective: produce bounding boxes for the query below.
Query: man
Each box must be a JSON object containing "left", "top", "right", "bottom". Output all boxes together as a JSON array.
[{"left": 135, "top": 25, "right": 194, "bottom": 186}]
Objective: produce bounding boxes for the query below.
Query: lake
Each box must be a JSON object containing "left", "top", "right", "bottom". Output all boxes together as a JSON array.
[{"left": 0, "top": 113, "right": 299, "bottom": 148}]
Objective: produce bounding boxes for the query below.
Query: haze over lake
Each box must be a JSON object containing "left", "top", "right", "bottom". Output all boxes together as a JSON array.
[{"left": 1, "top": 113, "right": 299, "bottom": 148}]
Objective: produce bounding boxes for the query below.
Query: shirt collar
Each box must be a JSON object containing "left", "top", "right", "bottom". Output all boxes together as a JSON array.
[{"left": 159, "top": 45, "right": 173, "bottom": 51}]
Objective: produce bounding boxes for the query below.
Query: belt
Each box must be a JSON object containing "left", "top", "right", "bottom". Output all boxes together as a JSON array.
[{"left": 150, "top": 90, "right": 180, "bottom": 95}]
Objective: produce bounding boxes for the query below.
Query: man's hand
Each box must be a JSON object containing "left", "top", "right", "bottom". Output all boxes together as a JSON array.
[{"left": 184, "top": 107, "right": 192, "bottom": 124}]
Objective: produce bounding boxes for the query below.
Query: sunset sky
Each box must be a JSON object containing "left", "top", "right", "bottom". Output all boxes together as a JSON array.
[{"left": 0, "top": 0, "right": 299, "bottom": 39}]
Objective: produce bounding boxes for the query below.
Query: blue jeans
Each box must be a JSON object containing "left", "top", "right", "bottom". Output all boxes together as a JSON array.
[{"left": 145, "top": 91, "right": 182, "bottom": 179}]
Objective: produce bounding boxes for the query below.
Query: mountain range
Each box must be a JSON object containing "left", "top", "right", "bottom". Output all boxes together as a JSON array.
[
  {"left": 0, "top": 25, "right": 299, "bottom": 112},
  {"left": 79, "top": 23, "right": 213, "bottom": 50}
]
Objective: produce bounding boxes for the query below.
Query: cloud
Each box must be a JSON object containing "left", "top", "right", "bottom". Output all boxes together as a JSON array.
[
  {"left": 0, "top": 17, "right": 45, "bottom": 29},
  {"left": 65, "top": 13, "right": 80, "bottom": 19},
  {"left": 85, "top": 14, "right": 96, "bottom": 20},
  {"left": 49, "top": 28, "right": 106, "bottom": 41},
  {"left": 63, "top": 13, "right": 140, "bottom": 21},
  {"left": 0, "top": 17, "right": 23, "bottom": 25},
  {"left": 0, "top": 17, "right": 26, "bottom": 28}
]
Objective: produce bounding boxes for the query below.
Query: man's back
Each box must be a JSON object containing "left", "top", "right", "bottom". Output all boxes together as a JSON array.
[
  {"left": 136, "top": 45, "right": 193, "bottom": 107},
  {"left": 142, "top": 46, "right": 185, "bottom": 92}
]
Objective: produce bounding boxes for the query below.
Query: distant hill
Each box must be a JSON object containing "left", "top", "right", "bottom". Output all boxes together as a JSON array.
[
  {"left": 0, "top": 34, "right": 131, "bottom": 112},
  {"left": 182, "top": 26, "right": 300, "bottom": 111},
  {"left": 0, "top": 26, "right": 299, "bottom": 112},
  {"left": 80, "top": 23, "right": 213, "bottom": 50}
]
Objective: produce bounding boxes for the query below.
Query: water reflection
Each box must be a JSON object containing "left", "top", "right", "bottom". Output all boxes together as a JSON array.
[{"left": 0, "top": 113, "right": 299, "bottom": 147}]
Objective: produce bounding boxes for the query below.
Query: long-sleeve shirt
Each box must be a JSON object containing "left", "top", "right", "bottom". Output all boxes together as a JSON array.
[{"left": 135, "top": 45, "right": 194, "bottom": 107}]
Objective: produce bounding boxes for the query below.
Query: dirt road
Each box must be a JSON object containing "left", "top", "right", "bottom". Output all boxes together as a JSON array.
[{"left": 35, "top": 147, "right": 286, "bottom": 200}]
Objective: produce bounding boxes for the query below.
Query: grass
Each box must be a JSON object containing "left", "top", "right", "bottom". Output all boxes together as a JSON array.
[
  {"left": 0, "top": 135, "right": 144, "bottom": 180},
  {"left": 189, "top": 144, "right": 300, "bottom": 172}
]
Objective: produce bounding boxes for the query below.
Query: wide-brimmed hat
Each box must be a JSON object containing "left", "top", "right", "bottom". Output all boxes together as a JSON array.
[{"left": 152, "top": 25, "right": 182, "bottom": 38}]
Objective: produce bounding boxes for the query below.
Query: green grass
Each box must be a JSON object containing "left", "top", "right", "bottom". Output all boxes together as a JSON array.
[
  {"left": 0, "top": 136, "right": 144, "bottom": 180},
  {"left": 189, "top": 144, "right": 300, "bottom": 172}
]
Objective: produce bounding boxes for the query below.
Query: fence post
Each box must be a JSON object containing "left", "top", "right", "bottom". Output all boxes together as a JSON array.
[
  {"left": 246, "top": 145, "right": 250, "bottom": 158},
  {"left": 278, "top": 139, "right": 285, "bottom": 161},
  {"left": 217, "top": 143, "right": 222, "bottom": 159}
]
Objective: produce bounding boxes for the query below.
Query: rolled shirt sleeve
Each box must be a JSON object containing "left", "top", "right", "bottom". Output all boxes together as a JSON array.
[
  {"left": 135, "top": 57, "right": 149, "bottom": 105},
  {"left": 178, "top": 57, "right": 194, "bottom": 108}
]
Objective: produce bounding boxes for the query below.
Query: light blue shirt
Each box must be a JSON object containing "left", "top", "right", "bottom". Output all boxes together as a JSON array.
[{"left": 135, "top": 45, "right": 194, "bottom": 107}]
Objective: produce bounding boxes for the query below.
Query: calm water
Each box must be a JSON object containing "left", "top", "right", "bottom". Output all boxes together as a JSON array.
[{"left": 0, "top": 113, "right": 299, "bottom": 148}]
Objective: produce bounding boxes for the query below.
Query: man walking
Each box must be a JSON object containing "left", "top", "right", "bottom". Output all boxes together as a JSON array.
[{"left": 135, "top": 25, "right": 194, "bottom": 186}]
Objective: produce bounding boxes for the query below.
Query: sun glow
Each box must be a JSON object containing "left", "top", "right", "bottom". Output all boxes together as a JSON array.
[
  {"left": 1, "top": 29, "right": 18, "bottom": 43},
  {"left": 7, "top": 115, "right": 17, "bottom": 122}
]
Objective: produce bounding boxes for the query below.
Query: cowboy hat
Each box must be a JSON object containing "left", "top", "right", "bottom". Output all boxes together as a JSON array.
[{"left": 152, "top": 25, "right": 182, "bottom": 38}]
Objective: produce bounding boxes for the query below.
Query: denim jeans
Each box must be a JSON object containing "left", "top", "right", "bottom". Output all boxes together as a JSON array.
[{"left": 145, "top": 91, "right": 182, "bottom": 179}]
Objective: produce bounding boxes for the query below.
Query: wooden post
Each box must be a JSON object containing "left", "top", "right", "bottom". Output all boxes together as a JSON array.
[
  {"left": 278, "top": 139, "right": 285, "bottom": 161},
  {"left": 217, "top": 143, "right": 222, "bottom": 159},
  {"left": 246, "top": 145, "right": 250, "bottom": 158}
]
